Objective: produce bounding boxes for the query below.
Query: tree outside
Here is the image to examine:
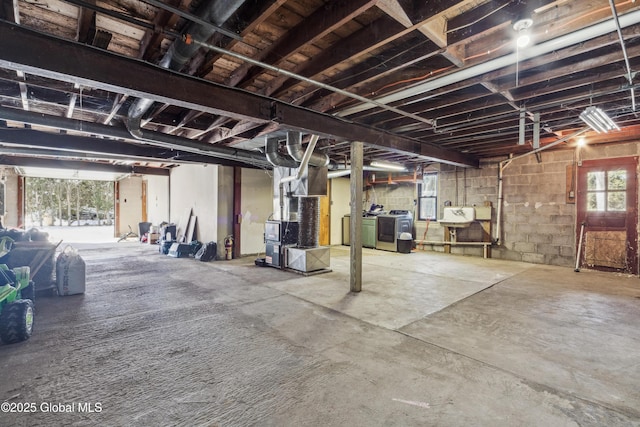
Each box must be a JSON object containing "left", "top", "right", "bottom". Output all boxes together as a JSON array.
[{"left": 25, "top": 178, "right": 114, "bottom": 227}]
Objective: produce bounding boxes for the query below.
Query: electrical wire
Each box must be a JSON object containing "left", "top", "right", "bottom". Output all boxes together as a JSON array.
[{"left": 445, "top": 1, "right": 512, "bottom": 34}]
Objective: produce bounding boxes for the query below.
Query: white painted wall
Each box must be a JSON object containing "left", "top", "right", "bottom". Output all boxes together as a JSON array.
[
  {"left": 169, "top": 164, "right": 218, "bottom": 243},
  {"left": 240, "top": 168, "right": 273, "bottom": 255},
  {"left": 144, "top": 175, "right": 170, "bottom": 225},
  {"left": 117, "top": 176, "right": 143, "bottom": 236},
  {"left": 330, "top": 177, "right": 351, "bottom": 245}
]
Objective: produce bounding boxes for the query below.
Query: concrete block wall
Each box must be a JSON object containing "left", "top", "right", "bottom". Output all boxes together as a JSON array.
[
  {"left": 365, "top": 182, "right": 416, "bottom": 214},
  {"left": 420, "top": 141, "right": 640, "bottom": 267},
  {"left": 433, "top": 149, "right": 578, "bottom": 265},
  {"left": 496, "top": 149, "right": 575, "bottom": 266}
]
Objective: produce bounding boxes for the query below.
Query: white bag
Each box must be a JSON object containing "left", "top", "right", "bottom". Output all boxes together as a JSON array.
[{"left": 56, "top": 246, "right": 86, "bottom": 296}]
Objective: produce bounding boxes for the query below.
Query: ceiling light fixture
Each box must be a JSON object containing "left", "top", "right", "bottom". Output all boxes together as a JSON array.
[
  {"left": 369, "top": 160, "right": 407, "bottom": 172},
  {"left": 513, "top": 18, "right": 533, "bottom": 48},
  {"left": 579, "top": 106, "right": 620, "bottom": 133},
  {"left": 513, "top": 18, "right": 533, "bottom": 87}
]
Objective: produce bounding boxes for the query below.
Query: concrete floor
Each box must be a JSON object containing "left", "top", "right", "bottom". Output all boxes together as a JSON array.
[{"left": 1, "top": 243, "right": 639, "bottom": 426}]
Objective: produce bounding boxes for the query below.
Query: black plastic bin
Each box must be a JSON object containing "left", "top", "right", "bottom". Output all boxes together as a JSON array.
[{"left": 397, "top": 232, "right": 413, "bottom": 254}]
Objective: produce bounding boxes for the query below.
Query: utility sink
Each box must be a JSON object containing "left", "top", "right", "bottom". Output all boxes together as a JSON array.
[{"left": 438, "top": 207, "right": 475, "bottom": 228}]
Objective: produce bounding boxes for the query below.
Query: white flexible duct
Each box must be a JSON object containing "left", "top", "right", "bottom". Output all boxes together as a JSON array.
[{"left": 338, "top": 9, "right": 640, "bottom": 117}]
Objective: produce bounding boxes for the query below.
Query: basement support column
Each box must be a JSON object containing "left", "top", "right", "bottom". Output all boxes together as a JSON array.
[{"left": 350, "top": 141, "right": 363, "bottom": 292}]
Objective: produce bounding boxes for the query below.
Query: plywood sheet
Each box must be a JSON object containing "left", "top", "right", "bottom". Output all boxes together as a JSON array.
[
  {"left": 186, "top": 215, "right": 197, "bottom": 243},
  {"left": 584, "top": 231, "right": 626, "bottom": 269},
  {"left": 176, "top": 208, "right": 192, "bottom": 243}
]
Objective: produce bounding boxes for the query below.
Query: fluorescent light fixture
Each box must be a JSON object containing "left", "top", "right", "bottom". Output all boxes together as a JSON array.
[
  {"left": 580, "top": 107, "right": 614, "bottom": 133},
  {"left": 369, "top": 160, "right": 407, "bottom": 171},
  {"left": 579, "top": 106, "right": 620, "bottom": 133}
]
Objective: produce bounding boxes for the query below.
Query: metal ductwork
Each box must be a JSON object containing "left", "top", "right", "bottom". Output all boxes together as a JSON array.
[
  {"left": 127, "top": 0, "right": 246, "bottom": 137},
  {"left": 265, "top": 136, "right": 298, "bottom": 168},
  {"left": 286, "top": 131, "right": 330, "bottom": 168},
  {"left": 0, "top": 106, "right": 270, "bottom": 167}
]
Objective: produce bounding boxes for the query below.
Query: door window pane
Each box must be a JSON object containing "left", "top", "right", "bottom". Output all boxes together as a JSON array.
[
  {"left": 587, "top": 171, "right": 605, "bottom": 191},
  {"left": 608, "top": 192, "right": 626, "bottom": 211},
  {"left": 608, "top": 170, "right": 626, "bottom": 190},
  {"left": 587, "top": 193, "right": 606, "bottom": 211}
]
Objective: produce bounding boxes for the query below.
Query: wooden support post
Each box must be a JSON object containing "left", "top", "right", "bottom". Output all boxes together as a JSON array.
[
  {"left": 350, "top": 141, "right": 363, "bottom": 293},
  {"left": 444, "top": 226, "right": 451, "bottom": 254}
]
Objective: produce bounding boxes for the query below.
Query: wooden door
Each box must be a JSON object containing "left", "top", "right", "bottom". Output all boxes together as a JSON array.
[
  {"left": 141, "top": 180, "right": 148, "bottom": 222},
  {"left": 577, "top": 157, "right": 638, "bottom": 274},
  {"left": 319, "top": 179, "right": 331, "bottom": 246}
]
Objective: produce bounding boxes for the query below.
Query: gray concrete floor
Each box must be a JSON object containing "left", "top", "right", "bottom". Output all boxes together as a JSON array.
[{"left": 1, "top": 243, "right": 639, "bottom": 426}]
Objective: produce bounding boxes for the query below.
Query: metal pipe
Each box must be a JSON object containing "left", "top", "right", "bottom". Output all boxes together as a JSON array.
[
  {"left": 495, "top": 127, "right": 590, "bottom": 244},
  {"left": 127, "top": 0, "right": 246, "bottom": 134},
  {"left": 138, "top": 0, "right": 241, "bottom": 41},
  {"left": 502, "top": 127, "right": 589, "bottom": 168},
  {"left": 327, "top": 170, "right": 352, "bottom": 179},
  {"left": 265, "top": 137, "right": 298, "bottom": 168},
  {"left": 338, "top": 9, "right": 640, "bottom": 117},
  {"left": 0, "top": 106, "right": 271, "bottom": 166},
  {"left": 608, "top": 0, "right": 636, "bottom": 111},
  {"left": 415, "top": 240, "right": 492, "bottom": 246},
  {"left": 285, "top": 131, "right": 329, "bottom": 167},
  {"left": 128, "top": 125, "right": 271, "bottom": 167},
  {"left": 280, "top": 135, "right": 320, "bottom": 184},
  {"left": 575, "top": 221, "right": 586, "bottom": 272},
  {"left": 495, "top": 162, "right": 504, "bottom": 244},
  {"left": 186, "top": 37, "right": 435, "bottom": 126}
]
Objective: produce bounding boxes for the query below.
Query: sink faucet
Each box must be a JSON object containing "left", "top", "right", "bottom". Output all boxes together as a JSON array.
[{"left": 453, "top": 208, "right": 466, "bottom": 217}]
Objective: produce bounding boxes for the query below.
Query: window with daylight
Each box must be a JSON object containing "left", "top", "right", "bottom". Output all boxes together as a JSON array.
[
  {"left": 418, "top": 172, "right": 437, "bottom": 221},
  {"left": 587, "top": 169, "right": 627, "bottom": 212}
]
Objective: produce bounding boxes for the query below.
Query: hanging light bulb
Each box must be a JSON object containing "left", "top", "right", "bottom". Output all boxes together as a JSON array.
[{"left": 513, "top": 18, "right": 533, "bottom": 48}]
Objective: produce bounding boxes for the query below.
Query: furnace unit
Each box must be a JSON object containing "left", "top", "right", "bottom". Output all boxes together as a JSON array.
[{"left": 264, "top": 220, "right": 299, "bottom": 268}]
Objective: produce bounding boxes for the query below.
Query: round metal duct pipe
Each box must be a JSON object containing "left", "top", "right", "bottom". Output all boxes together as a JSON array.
[
  {"left": 0, "top": 107, "right": 270, "bottom": 167},
  {"left": 286, "top": 131, "right": 330, "bottom": 167},
  {"left": 265, "top": 136, "right": 298, "bottom": 168}
]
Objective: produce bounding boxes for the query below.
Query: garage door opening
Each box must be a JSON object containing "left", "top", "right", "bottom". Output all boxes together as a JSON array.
[{"left": 25, "top": 177, "right": 116, "bottom": 243}]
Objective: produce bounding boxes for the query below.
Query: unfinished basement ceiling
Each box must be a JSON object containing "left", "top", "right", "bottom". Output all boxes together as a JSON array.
[{"left": 2, "top": 0, "right": 640, "bottom": 174}]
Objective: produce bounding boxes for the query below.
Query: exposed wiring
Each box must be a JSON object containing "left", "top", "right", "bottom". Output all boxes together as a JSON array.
[
  {"left": 445, "top": 1, "right": 512, "bottom": 34},
  {"left": 375, "top": 66, "right": 455, "bottom": 93}
]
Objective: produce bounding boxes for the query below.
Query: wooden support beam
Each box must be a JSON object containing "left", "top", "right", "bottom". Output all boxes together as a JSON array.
[
  {"left": 228, "top": 0, "right": 378, "bottom": 88},
  {"left": 0, "top": 21, "right": 478, "bottom": 167},
  {"left": 0, "top": 156, "right": 170, "bottom": 176}
]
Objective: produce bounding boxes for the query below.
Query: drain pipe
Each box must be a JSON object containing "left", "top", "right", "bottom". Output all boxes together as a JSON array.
[
  {"left": 494, "top": 127, "right": 590, "bottom": 243},
  {"left": 127, "top": 0, "right": 246, "bottom": 134}
]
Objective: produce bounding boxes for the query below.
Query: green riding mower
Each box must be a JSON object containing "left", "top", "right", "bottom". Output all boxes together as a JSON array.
[{"left": 0, "top": 265, "right": 34, "bottom": 344}]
